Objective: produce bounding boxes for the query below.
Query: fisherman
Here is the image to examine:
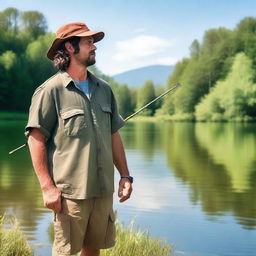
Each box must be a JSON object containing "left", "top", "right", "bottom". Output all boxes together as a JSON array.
[{"left": 25, "top": 22, "right": 133, "bottom": 256}]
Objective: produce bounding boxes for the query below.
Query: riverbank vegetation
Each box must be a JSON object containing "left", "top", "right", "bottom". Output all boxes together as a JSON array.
[
  {"left": 48, "top": 218, "right": 172, "bottom": 256},
  {"left": 1, "top": 7, "right": 256, "bottom": 121},
  {"left": 1, "top": 215, "right": 172, "bottom": 256},
  {"left": 0, "top": 216, "right": 32, "bottom": 256},
  {"left": 102, "top": 219, "right": 172, "bottom": 256}
]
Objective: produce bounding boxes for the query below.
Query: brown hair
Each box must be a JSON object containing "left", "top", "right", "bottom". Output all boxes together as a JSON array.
[{"left": 53, "top": 36, "right": 80, "bottom": 71}]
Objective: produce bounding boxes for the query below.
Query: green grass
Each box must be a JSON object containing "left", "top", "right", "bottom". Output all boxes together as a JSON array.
[
  {"left": 49, "top": 218, "right": 172, "bottom": 256},
  {"left": 0, "top": 112, "right": 28, "bottom": 120},
  {"left": 0, "top": 216, "right": 33, "bottom": 256},
  {"left": 101, "top": 219, "right": 172, "bottom": 256},
  {"left": 1, "top": 215, "right": 172, "bottom": 256}
]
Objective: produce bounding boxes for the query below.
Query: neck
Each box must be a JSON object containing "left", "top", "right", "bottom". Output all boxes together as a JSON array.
[{"left": 67, "top": 61, "right": 88, "bottom": 81}]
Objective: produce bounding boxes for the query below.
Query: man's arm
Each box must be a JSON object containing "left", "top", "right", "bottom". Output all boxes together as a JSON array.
[
  {"left": 111, "top": 131, "right": 133, "bottom": 202},
  {"left": 28, "top": 128, "right": 62, "bottom": 212}
]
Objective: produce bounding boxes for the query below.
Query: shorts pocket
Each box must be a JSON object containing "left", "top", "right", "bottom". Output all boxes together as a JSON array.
[
  {"left": 60, "top": 108, "right": 86, "bottom": 136},
  {"left": 105, "top": 211, "right": 116, "bottom": 248},
  {"left": 53, "top": 213, "right": 71, "bottom": 254}
]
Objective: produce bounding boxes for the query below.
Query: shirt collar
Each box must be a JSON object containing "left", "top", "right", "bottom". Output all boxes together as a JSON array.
[{"left": 59, "top": 70, "right": 100, "bottom": 87}]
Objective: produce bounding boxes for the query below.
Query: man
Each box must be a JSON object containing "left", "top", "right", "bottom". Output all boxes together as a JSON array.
[{"left": 25, "top": 22, "right": 133, "bottom": 256}]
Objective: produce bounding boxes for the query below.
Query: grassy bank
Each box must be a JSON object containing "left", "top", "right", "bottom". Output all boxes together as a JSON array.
[
  {"left": 0, "top": 112, "right": 28, "bottom": 120},
  {"left": 101, "top": 219, "right": 172, "bottom": 256},
  {"left": 48, "top": 218, "right": 172, "bottom": 256},
  {"left": 0, "top": 216, "right": 33, "bottom": 256},
  {"left": 1, "top": 215, "right": 172, "bottom": 255}
]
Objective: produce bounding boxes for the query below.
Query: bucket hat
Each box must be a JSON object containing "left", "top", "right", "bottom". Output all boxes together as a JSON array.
[{"left": 47, "top": 22, "right": 104, "bottom": 60}]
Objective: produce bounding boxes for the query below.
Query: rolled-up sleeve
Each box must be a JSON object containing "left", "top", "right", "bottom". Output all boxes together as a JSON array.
[
  {"left": 25, "top": 87, "right": 57, "bottom": 138},
  {"left": 110, "top": 90, "right": 126, "bottom": 134}
]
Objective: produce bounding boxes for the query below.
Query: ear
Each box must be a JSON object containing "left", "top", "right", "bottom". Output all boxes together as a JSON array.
[{"left": 64, "top": 41, "right": 75, "bottom": 54}]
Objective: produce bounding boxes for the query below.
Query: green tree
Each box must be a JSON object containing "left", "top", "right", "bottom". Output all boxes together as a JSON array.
[
  {"left": 137, "top": 80, "right": 156, "bottom": 116},
  {"left": 0, "top": 50, "right": 17, "bottom": 70},
  {"left": 0, "top": 7, "right": 20, "bottom": 32},
  {"left": 160, "top": 59, "right": 189, "bottom": 115},
  {"left": 163, "top": 27, "right": 236, "bottom": 118},
  {"left": 195, "top": 53, "right": 256, "bottom": 121},
  {"left": 190, "top": 39, "right": 200, "bottom": 59},
  {"left": 115, "top": 84, "right": 134, "bottom": 118},
  {"left": 235, "top": 17, "right": 256, "bottom": 73},
  {"left": 21, "top": 11, "right": 47, "bottom": 39},
  {"left": 26, "top": 33, "right": 56, "bottom": 86}
]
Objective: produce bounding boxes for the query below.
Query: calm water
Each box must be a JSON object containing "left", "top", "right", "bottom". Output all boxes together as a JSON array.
[{"left": 0, "top": 121, "right": 256, "bottom": 256}]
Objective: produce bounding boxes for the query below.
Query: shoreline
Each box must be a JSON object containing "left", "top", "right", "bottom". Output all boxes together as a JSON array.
[
  {"left": 1, "top": 112, "right": 256, "bottom": 123},
  {"left": 0, "top": 112, "right": 28, "bottom": 121},
  {"left": 128, "top": 115, "right": 256, "bottom": 123}
]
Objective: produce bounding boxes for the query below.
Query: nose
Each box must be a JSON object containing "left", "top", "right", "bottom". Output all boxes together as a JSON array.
[{"left": 92, "top": 44, "right": 97, "bottom": 51}]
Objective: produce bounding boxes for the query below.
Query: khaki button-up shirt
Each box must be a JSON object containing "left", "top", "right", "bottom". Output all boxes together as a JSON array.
[{"left": 25, "top": 71, "right": 125, "bottom": 199}]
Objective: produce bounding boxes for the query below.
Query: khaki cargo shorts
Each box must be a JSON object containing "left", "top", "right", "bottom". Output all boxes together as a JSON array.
[{"left": 52, "top": 194, "right": 116, "bottom": 256}]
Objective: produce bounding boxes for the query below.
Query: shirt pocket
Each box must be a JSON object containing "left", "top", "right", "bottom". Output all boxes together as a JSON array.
[
  {"left": 100, "top": 104, "right": 112, "bottom": 131},
  {"left": 60, "top": 108, "right": 86, "bottom": 136}
]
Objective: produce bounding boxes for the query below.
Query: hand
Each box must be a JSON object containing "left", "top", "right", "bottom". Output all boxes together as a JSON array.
[
  {"left": 118, "top": 178, "right": 133, "bottom": 203},
  {"left": 42, "top": 185, "right": 62, "bottom": 213}
]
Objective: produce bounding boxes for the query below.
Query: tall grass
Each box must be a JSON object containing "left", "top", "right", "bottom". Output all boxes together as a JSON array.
[
  {"left": 0, "top": 216, "right": 33, "bottom": 256},
  {"left": 1, "top": 215, "right": 172, "bottom": 256},
  {"left": 49, "top": 218, "right": 172, "bottom": 256},
  {"left": 101, "top": 219, "right": 172, "bottom": 256}
]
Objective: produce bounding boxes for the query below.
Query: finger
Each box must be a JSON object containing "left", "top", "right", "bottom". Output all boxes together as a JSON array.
[
  {"left": 118, "top": 185, "right": 123, "bottom": 198},
  {"left": 119, "top": 194, "right": 130, "bottom": 203},
  {"left": 55, "top": 197, "right": 62, "bottom": 213}
]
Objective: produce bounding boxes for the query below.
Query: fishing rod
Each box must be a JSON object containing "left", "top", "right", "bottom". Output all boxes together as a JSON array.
[
  {"left": 124, "top": 82, "right": 180, "bottom": 122},
  {"left": 8, "top": 82, "right": 181, "bottom": 155}
]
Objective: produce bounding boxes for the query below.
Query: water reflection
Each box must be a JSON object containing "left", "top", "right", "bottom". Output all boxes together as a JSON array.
[
  {"left": 121, "top": 122, "right": 256, "bottom": 229},
  {"left": 195, "top": 123, "right": 256, "bottom": 192},
  {"left": 0, "top": 121, "right": 49, "bottom": 237},
  {"left": 0, "top": 120, "right": 256, "bottom": 256}
]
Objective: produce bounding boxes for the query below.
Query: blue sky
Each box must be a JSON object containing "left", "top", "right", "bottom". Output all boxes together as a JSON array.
[{"left": 1, "top": 0, "right": 256, "bottom": 75}]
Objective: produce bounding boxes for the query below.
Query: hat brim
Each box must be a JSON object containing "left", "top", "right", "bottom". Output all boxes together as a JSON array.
[{"left": 47, "top": 31, "right": 104, "bottom": 60}]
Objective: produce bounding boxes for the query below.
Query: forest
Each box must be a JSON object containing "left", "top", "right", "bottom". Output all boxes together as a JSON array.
[{"left": 1, "top": 7, "right": 256, "bottom": 121}]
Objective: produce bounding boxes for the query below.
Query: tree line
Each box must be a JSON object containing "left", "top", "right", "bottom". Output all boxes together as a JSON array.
[
  {"left": 1, "top": 7, "right": 256, "bottom": 121},
  {"left": 0, "top": 7, "right": 164, "bottom": 119},
  {"left": 161, "top": 17, "right": 256, "bottom": 121}
]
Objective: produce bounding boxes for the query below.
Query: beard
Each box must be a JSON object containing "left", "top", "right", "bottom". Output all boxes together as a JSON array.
[
  {"left": 85, "top": 56, "right": 96, "bottom": 67},
  {"left": 84, "top": 51, "right": 96, "bottom": 67},
  {"left": 75, "top": 51, "right": 96, "bottom": 67}
]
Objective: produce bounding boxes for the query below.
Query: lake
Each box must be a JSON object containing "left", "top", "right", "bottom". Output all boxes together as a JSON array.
[{"left": 0, "top": 121, "right": 256, "bottom": 256}]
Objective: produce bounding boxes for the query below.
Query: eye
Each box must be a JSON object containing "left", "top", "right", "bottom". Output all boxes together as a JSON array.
[{"left": 84, "top": 39, "right": 93, "bottom": 46}]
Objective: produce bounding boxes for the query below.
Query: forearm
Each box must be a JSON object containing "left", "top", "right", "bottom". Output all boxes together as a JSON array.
[
  {"left": 27, "top": 129, "right": 55, "bottom": 190},
  {"left": 112, "top": 131, "right": 132, "bottom": 202},
  {"left": 111, "top": 132, "right": 130, "bottom": 176}
]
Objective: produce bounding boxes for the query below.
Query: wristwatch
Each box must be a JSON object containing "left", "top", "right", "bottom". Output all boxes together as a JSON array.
[{"left": 121, "top": 176, "right": 134, "bottom": 183}]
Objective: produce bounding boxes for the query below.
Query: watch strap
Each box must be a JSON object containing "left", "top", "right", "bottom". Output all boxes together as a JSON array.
[{"left": 121, "top": 176, "right": 133, "bottom": 183}]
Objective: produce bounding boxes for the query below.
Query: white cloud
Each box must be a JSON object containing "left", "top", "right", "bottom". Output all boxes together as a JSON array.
[
  {"left": 113, "top": 35, "right": 175, "bottom": 62},
  {"left": 155, "top": 57, "right": 177, "bottom": 66}
]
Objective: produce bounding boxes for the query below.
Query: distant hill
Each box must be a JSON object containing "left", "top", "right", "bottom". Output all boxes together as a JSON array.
[{"left": 113, "top": 65, "right": 173, "bottom": 88}]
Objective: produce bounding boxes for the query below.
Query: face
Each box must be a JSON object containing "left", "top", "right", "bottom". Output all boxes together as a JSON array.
[{"left": 74, "top": 36, "right": 97, "bottom": 67}]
